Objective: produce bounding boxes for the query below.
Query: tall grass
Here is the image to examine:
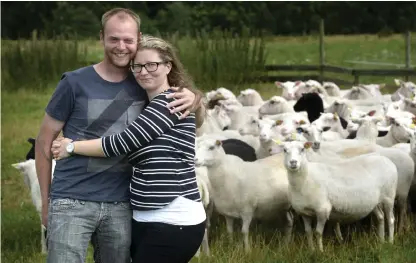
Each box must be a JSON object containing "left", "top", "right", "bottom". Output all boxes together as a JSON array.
[
  {"left": 166, "top": 29, "right": 268, "bottom": 93},
  {"left": 1, "top": 34, "right": 90, "bottom": 91}
]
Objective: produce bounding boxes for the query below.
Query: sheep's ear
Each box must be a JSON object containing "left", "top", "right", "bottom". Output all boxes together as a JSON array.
[
  {"left": 367, "top": 110, "right": 376, "bottom": 116},
  {"left": 412, "top": 117, "right": 416, "bottom": 125},
  {"left": 304, "top": 142, "right": 313, "bottom": 149},
  {"left": 11, "top": 163, "right": 24, "bottom": 171},
  {"left": 298, "top": 120, "right": 306, "bottom": 125},
  {"left": 394, "top": 79, "right": 403, "bottom": 86},
  {"left": 275, "top": 120, "right": 283, "bottom": 126},
  {"left": 215, "top": 140, "right": 222, "bottom": 146},
  {"left": 333, "top": 112, "right": 339, "bottom": 120},
  {"left": 272, "top": 139, "right": 282, "bottom": 145},
  {"left": 274, "top": 81, "right": 283, "bottom": 88},
  {"left": 379, "top": 83, "right": 386, "bottom": 89},
  {"left": 294, "top": 81, "right": 302, "bottom": 87}
]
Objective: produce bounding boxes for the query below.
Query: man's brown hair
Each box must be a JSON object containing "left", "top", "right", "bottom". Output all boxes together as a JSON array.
[{"left": 101, "top": 8, "right": 141, "bottom": 34}]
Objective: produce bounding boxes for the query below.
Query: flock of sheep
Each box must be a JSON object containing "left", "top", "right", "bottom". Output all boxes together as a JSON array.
[
  {"left": 194, "top": 78, "right": 416, "bottom": 254},
  {"left": 12, "top": 78, "right": 416, "bottom": 256}
]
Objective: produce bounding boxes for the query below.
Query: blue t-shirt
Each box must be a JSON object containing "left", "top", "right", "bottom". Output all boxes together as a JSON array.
[{"left": 46, "top": 65, "right": 148, "bottom": 202}]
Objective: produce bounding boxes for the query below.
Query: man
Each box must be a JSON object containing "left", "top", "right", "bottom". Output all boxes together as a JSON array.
[{"left": 35, "top": 8, "right": 204, "bottom": 263}]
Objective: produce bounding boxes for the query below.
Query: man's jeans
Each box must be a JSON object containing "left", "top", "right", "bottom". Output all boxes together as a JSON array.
[{"left": 46, "top": 198, "right": 132, "bottom": 263}]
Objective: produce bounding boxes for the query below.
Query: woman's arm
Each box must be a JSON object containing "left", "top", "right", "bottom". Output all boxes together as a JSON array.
[{"left": 51, "top": 91, "right": 186, "bottom": 160}]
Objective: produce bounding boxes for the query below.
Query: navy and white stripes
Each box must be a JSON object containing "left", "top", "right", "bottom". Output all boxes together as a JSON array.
[{"left": 101, "top": 90, "right": 200, "bottom": 210}]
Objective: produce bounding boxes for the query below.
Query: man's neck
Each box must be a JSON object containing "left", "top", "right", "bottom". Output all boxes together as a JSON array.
[{"left": 94, "top": 59, "right": 129, "bottom": 83}]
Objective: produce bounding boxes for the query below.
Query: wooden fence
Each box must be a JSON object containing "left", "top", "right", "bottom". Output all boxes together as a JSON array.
[
  {"left": 258, "top": 20, "right": 416, "bottom": 86},
  {"left": 258, "top": 64, "right": 416, "bottom": 86}
]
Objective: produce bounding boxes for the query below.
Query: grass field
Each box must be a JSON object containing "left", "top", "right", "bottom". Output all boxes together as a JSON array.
[{"left": 2, "top": 34, "right": 416, "bottom": 262}]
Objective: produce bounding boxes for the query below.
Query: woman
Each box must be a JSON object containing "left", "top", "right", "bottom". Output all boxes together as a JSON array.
[{"left": 51, "top": 35, "right": 206, "bottom": 263}]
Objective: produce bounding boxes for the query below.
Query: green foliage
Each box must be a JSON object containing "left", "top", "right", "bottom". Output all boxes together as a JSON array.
[
  {"left": 44, "top": 2, "right": 101, "bottom": 39},
  {"left": 1, "top": 35, "right": 89, "bottom": 91},
  {"left": 2, "top": 2, "right": 416, "bottom": 40}
]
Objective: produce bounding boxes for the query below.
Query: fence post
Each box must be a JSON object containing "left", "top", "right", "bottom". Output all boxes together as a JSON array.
[
  {"left": 405, "top": 31, "right": 411, "bottom": 81},
  {"left": 319, "top": 19, "right": 325, "bottom": 82},
  {"left": 353, "top": 70, "right": 359, "bottom": 86}
]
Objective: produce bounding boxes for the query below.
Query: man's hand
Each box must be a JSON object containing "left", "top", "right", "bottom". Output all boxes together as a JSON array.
[
  {"left": 51, "top": 137, "right": 73, "bottom": 160},
  {"left": 166, "top": 87, "right": 203, "bottom": 119}
]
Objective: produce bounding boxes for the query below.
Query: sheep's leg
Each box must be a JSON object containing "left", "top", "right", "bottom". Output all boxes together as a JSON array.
[
  {"left": 372, "top": 205, "right": 385, "bottom": 242},
  {"left": 201, "top": 228, "right": 210, "bottom": 256},
  {"left": 396, "top": 196, "right": 407, "bottom": 233},
  {"left": 241, "top": 214, "right": 253, "bottom": 252},
  {"left": 225, "top": 216, "right": 234, "bottom": 241},
  {"left": 315, "top": 213, "right": 328, "bottom": 252},
  {"left": 206, "top": 202, "right": 214, "bottom": 231},
  {"left": 301, "top": 216, "right": 314, "bottom": 250},
  {"left": 383, "top": 199, "right": 395, "bottom": 244},
  {"left": 283, "top": 210, "right": 294, "bottom": 245},
  {"left": 41, "top": 224, "right": 47, "bottom": 254},
  {"left": 334, "top": 223, "right": 344, "bottom": 244}
]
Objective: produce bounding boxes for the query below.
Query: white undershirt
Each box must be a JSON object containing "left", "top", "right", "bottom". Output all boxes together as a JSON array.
[{"left": 132, "top": 196, "right": 206, "bottom": 226}]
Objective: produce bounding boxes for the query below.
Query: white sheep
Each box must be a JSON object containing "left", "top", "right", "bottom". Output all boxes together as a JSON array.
[
  {"left": 352, "top": 115, "right": 383, "bottom": 143},
  {"left": 274, "top": 81, "right": 302, "bottom": 100},
  {"left": 194, "top": 138, "right": 293, "bottom": 252},
  {"left": 391, "top": 79, "right": 416, "bottom": 102},
  {"left": 237, "top": 89, "right": 264, "bottom": 106},
  {"left": 197, "top": 106, "right": 231, "bottom": 136},
  {"left": 313, "top": 139, "right": 414, "bottom": 233},
  {"left": 312, "top": 113, "right": 349, "bottom": 140},
  {"left": 258, "top": 96, "right": 295, "bottom": 116},
  {"left": 271, "top": 140, "right": 397, "bottom": 251},
  {"left": 12, "top": 159, "right": 56, "bottom": 254},
  {"left": 194, "top": 166, "right": 212, "bottom": 257},
  {"left": 322, "top": 82, "right": 341, "bottom": 97}
]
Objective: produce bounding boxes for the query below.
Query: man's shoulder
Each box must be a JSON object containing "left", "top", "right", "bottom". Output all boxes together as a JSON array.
[{"left": 61, "top": 65, "right": 94, "bottom": 81}]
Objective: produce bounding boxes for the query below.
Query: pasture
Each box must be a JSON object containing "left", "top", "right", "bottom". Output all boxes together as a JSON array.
[{"left": 2, "top": 34, "right": 416, "bottom": 262}]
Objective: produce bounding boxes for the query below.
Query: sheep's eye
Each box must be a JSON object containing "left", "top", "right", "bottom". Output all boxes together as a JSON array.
[
  {"left": 394, "top": 106, "right": 399, "bottom": 110},
  {"left": 208, "top": 146, "right": 215, "bottom": 150},
  {"left": 251, "top": 120, "right": 257, "bottom": 124},
  {"left": 270, "top": 101, "right": 275, "bottom": 104},
  {"left": 283, "top": 148, "right": 288, "bottom": 153}
]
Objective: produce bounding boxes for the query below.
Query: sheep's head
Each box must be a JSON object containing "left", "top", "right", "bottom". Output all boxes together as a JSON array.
[
  {"left": 274, "top": 81, "right": 301, "bottom": 100},
  {"left": 258, "top": 118, "right": 281, "bottom": 141},
  {"left": 212, "top": 106, "right": 232, "bottom": 130},
  {"left": 401, "top": 125, "right": 416, "bottom": 153},
  {"left": 258, "top": 96, "right": 288, "bottom": 115},
  {"left": 237, "top": 89, "right": 261, "bottom": 106},
  {"left": 389, "top": 116, "right": 416, "bottom": 143},
  {"left": 194, "top": 139, "right": 224, "bottom": 167},
  {"left": 296, "top": 124, "right": 322, "bottom": 151},
  {"left": 239, "top": 115, "right": 261, "bottom": 136},
  {"left": 322, "top": 82, "right": 340, "bottom": 94},
  {"left": 313, "top": 113, "right": 339, "bottom": 131},
  {"left": 271, "top": 140, "right": 311, "bottom": 171}
]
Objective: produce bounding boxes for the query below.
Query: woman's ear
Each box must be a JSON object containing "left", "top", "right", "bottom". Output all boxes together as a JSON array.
[{"left": 166, "top": 61, "right": 172, "bottom": 74}]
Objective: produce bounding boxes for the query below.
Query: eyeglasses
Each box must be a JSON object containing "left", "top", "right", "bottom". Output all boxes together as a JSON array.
[{"left": 130, "top": 61, "right": 168, "bottom": 73}]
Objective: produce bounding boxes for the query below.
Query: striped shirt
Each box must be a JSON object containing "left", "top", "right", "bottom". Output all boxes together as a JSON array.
[{"left": 101, "top": 89, "right": 201, "bottom": 210}]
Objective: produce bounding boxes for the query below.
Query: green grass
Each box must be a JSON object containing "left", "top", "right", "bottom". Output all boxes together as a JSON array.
[{"left": 2, "top": 86, "right": 416, "bottom": 262}]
